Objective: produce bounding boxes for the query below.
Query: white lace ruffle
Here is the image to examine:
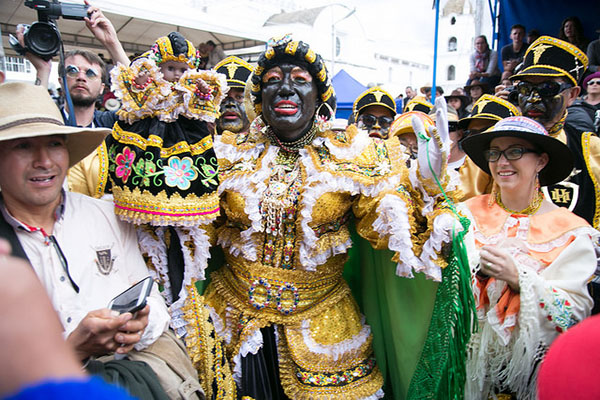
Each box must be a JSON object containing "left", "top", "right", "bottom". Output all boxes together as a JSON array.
[
  {"left": 136, "top": 226, "right": 211, "bottom": 337},
  {"left": 213, "top": 134, "right": 265, "bottom": 163},
  {"left": 373, "top": 193, "right": 424, "bottom": 278},
  {"left": 312, "top": 129, "right": 371, "bottom": 161},
  {"left": 218, "top": 145, "right": 278, "bottom": 261},
  {"left": 137, "top": 227, "right": 171, "bottom": 303},
  {"left": 474, "top": 217, "right": 598, "bottom": 253},
  {"left": 231, "top": 327, "right": 264, "bottom": 385},
  {"left": 307, "top": 238, "right": 353, "bottom": 269},
  {"left": 299, "top": 317, "right": 371, "bottom": 361},
  {"left": 419, "top": 212, "right": 460, "bottom": 282}
]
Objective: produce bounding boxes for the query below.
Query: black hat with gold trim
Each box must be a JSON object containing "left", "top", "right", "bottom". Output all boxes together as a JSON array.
[
  {"left": 403, "top": 96, "right": 434, "bottom": 114},
  {"left": 510, "top": 36, "right": 589, "bottom": 86},
  {"left": 458, "top": 94, "right": 521, "bottom": 130},
  {"left": 250, "top": 34, "right": 336, "bottom": 116},
  {"left": 146, "top": 32, "right": 199, "bottom": 69},
  {"left": 214, "top": 56, "right": 253, "bottom": 89},
  {"left": 353, "top": 86, "right": 396, "bottom": 117}
]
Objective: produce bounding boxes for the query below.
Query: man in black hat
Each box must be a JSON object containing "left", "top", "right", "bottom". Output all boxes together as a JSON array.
[
  {"left": 214, "top": 56, "right": 253, "bottom": 135},
  {"left": 352, "top": 86, "right": 396, "bottom": 139},
  {"left": 507, "top": 36, "right": 600, "bottom": 230}
]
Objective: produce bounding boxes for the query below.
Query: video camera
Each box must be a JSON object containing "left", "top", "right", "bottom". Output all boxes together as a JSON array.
[{"left": 9, "top": 0, "right": 89, "bottom": 60}]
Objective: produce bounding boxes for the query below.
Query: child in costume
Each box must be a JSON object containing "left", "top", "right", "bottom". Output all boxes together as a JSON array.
[{"left": 107, "top": 32, "right": 227, "bottom": 335}]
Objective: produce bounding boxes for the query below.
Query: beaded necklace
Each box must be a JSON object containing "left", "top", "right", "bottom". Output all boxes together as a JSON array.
[
  {"left": 548, "top": 111, "right": 567, "bottom": 136},
  {"left": 265, "top": 123, "right": 318, "bottom": 153},
  {"left": 495, "top": 188, "right": 544, "bottom": 215}
]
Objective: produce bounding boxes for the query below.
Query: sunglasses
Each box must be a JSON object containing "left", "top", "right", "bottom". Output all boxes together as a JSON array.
[
  {"left": 516, "top": 81, "right": 572, "bottom": 98},
  {"left": 587, "top": 80, "right": 600, "bottom": 86},
  {"left": 359, "top": 114, "right": 394, "bottom": 129},
  {"left": 484, "top": 146, "right": 538, "bottom": 162},
  {"left": 65, "top": 65, "right": 100, "bottom": 80}
]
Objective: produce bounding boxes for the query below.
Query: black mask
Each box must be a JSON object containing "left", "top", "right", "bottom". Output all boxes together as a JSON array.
[
  {"left": 216, "top": 89, "right": 249, "bottom": 134},
  {"left": 261, "top": 62, "right": 318, "bottom": 142},
  {"left": 518, "top": 80, "right": 570, "bottom": 127}
]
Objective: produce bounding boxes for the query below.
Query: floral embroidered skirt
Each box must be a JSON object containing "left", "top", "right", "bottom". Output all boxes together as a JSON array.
[{"left": 106, "top": 117, "right": 220, "bottom": 227}]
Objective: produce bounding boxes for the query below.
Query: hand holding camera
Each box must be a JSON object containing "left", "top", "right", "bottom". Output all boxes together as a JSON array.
[{"left": 9, "top": 0, "right": 90, "bottom": 60}]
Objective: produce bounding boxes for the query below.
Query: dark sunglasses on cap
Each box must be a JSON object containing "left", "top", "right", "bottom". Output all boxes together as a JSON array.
[
  {"left": 359, "top": 114, "right": 394, "bottom": 129},
  {"left": 516, "top": 81, "right": 572, "bottom": 98},
  {"left": 65, "top": 65, "right": 100, "bottom": 80},
  {"left": 587, "top": 79, "right": 600, "bottom": 86},
  {"left": 484, "top": 146, "right": 539, "bottom": 162}
]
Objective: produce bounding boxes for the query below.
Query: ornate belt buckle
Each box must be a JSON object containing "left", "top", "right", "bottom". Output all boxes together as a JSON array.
[
  {"left": 276, "top": 282, "right": 299, "bottom": 315},
  {"left": 248, "top": 278, "right": 272, "bottom": 310}
]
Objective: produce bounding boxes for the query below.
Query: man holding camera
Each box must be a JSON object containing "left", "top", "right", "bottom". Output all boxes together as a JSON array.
[
  {"left": 17, "top": 3, "right": 128, "bottom": 197},
  {"left": 18, "top": 1, "right": 128, "bottom": 126},
  {"left": 0, "top": 82, "right": 205, "bottom": 399}
]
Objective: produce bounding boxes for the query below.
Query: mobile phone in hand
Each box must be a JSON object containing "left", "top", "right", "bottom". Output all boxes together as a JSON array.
[{"left": 108, "top": 276, "right": 153, "bottom": 314}]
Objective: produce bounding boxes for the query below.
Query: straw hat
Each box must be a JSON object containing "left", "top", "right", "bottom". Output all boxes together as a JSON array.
[
  {"left": 461, "top": 116, "right": 573, "bottom": 186},
  {"left": 0, "top": 82, "right": 110, "bottom": 167}
]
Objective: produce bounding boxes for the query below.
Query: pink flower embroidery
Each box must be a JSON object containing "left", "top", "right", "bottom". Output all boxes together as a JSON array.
[{"left": 115, "top": 146, "right": 136, "bottom": 183}]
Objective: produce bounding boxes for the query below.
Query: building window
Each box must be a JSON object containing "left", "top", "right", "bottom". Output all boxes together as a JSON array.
[
  {"left": 5, "top": 56, "right": 31, "bottom": 73},
  {"left": 448, "top": 37, "right": 457, "bottom": 52},
  {"left": 447, "top": 65, "right": 456, "bottom": 81}
]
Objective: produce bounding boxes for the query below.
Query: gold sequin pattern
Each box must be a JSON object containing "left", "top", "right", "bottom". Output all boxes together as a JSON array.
[
  {"left": 277, "top": 326, "right": 384, "bottom": 400},
  {"left": 181, "top": 283, "right": 237, "bottom": 399}
]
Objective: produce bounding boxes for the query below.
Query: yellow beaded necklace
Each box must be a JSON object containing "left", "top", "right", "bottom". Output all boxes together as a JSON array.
[{"left": 495, "top": 188, "right": 544, "bottom": 215}]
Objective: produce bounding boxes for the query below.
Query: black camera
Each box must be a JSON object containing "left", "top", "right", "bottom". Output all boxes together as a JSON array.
[
  {"left": 505, "top": 85, "right": 519, "bottom": 105},
  {"left": 9, "top": 0, "right": 89, "bottom": 60}
]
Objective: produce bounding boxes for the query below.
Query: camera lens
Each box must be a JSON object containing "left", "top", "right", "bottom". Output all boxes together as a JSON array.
[{"left": 24, "top": 22, "right": 61, "bottom": 59}]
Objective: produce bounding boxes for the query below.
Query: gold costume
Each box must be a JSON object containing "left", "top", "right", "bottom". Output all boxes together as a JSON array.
[{"left": 180, "top": 118, "right": 452, "bottom": 399}]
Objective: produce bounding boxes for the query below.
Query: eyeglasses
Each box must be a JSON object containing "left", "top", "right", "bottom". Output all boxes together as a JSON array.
[
  {"left": 65, "top": 65, "right": 100, "bottom": 80},
  {"left": 587, "top": 80, "right": 600, "bottom": 86},
  {"left": 516, "top": 81, "right": 572, "bottom": 98},
  {"left": 484, "top": 146, "right": 538, "bottom": 162},
  {"left": 359, "top": 114, "right": 394, "bottom": 129}
]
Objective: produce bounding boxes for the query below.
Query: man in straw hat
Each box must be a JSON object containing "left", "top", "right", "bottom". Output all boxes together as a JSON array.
[{"left": 0, "top": 82, "right": 206, "bottom": 399}]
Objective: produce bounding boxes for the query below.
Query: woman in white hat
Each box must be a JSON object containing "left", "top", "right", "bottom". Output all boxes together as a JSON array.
[{"left": 458, "top": 116, "right": 598, "bottom": 399}]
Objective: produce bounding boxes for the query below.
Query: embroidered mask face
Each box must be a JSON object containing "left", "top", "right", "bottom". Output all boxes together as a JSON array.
[
  {"left": 217, "top": 88, "right": 249, "bottom": 134},
  {"left": 261, "top": 62, "right": 318, "bottom": 142}
]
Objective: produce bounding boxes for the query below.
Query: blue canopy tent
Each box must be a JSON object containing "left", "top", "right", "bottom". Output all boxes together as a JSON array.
[{"left": 331, "top": 69, "right": 367, "bottom": 120}]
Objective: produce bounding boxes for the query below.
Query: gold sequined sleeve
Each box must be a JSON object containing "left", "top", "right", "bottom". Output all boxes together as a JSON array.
[
  {"left": 67, "top": 142, "right": 109, "bottom": 198},
  {"left": 352, "top": 183, "right": 427, "bottom": 278},
  {"left": 457, "top": 156, "right": 494, "bottom": 201}
]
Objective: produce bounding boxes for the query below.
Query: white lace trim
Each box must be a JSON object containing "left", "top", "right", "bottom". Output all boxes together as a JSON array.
[
  {"left": 218, "top": 145, "right": 277, "bottom": 261},
  {"left": 135, "top": 226, "right": 210, "bottom": 337},
  {"left": 137, "top": 226, "right": 170, "bottom": 302},
  {"left": 420, "top": 212, "right": 460, "bottom": 282},
  {"left": 312, "top": 129, "right": 371, "bottom": 160},
  {"left": 298, "top": 316, "right": 371, "bottom": 361},
  {"left": 474, "top": 218, "right": 598, "bottom": 253},
  {"left": 363, "top": 389, "right": 385, "bottom": 400},
  {"left": 373, "top": 194, "right": 424, "bottom": 278},
  {"left": 213, "top": 134, "right": 265, "bottom": 163},
  {"left": 466, "top": 265, "right": 544, "bottom": 400},
  {"left": 307, "top": 238, "right": 353, "bottom": 268},
  {"left": 232, "top": 327, "right": 264, "bottom": 385}
]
